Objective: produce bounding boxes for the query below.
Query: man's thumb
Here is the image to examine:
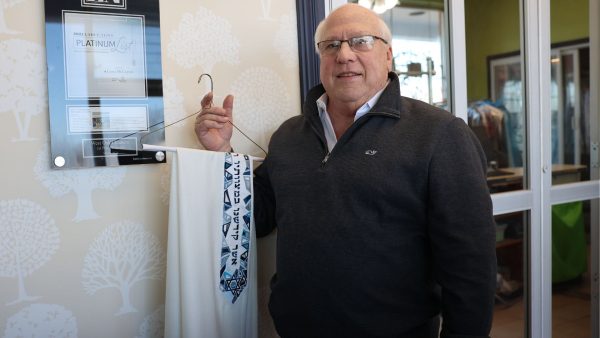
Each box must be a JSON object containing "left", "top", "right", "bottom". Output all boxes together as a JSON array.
[{"left": 223, "top": 95, "right": 234, "bottom": 117}]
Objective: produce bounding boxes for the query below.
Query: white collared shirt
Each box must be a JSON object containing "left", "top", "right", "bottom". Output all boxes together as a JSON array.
[{"left": 316, "top": 84, "right": 388, "bottom": 152}]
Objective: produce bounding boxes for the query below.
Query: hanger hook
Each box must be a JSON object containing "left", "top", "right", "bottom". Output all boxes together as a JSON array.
[{"left": 198, "top": 73, "right": 213, "bottom": 92}]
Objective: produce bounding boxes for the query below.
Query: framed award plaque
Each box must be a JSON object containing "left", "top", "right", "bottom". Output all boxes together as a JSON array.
[{"left": 44, "top": 0, "right": 166, "bottom": 169}]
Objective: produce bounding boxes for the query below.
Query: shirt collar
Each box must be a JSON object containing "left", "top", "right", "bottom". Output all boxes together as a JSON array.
[
  {"left": 316, "top": 80, "right": 389, "bottom": 122},
  {"left": 316, "top": 81, "right": 389, "bottom": 152}
]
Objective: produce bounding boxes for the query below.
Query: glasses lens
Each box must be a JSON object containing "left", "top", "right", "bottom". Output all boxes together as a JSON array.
[
  {"left": 350, "top": 36, "right": 375, "bottom": 52},
  {"left": 318, "top": 40, "right": 341, "bottom": 54}
]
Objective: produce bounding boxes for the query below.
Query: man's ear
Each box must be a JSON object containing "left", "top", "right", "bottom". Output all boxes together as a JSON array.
[{"left": 387, "top": 46, "right": 393, "bottom": 71}]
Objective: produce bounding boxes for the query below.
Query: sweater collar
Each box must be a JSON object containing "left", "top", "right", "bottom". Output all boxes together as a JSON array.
[{"left": 303, "top": 72, "right": 402, "bottom": 120}]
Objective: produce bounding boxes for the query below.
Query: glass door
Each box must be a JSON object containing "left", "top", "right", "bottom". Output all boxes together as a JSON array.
[{"left": 549, "top": 2, "right": 596, "bottom": 337}]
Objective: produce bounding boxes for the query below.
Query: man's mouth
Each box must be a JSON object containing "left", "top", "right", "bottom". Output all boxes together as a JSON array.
[{"left": 337, "top": 72, "right": 361, "bottom": 78}]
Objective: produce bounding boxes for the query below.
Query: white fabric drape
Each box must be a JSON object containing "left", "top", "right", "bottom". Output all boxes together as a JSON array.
[{"left": 165, "top": 147, "right": 257, "bottom": 338}]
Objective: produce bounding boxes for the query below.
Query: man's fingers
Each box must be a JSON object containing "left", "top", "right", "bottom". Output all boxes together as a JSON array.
[
  {"left": 196, "top": 93, "right": 232, "bottom": 132},
  {"left": 201, "top": 91, "right": 214, "bottom": 109},
  {"left": 196, "top": 111, "right": 229, "bottom": 122},
  {"left": 195, "top": 110, "right": 231, "bottom": 132},
  {"left": 197, "top": 119, "right": 228, "bottom": 130}
]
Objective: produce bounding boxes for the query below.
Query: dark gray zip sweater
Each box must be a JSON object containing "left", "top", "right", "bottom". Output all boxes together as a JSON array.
[{"left": 254, "top": 72, "right": 496, "bottom": 338}]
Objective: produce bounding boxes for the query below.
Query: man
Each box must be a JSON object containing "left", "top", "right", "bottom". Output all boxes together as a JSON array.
[{"left": 195, "top": 4, "right": 496, "bottom": 338}]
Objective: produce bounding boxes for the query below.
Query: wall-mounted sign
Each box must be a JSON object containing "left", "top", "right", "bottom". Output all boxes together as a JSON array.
[
  {"left": 81, "top": 0, "right": 127, "bottom": 10},
  {"left": 44, "top": 0, "right": 165, "bottom": 169}
]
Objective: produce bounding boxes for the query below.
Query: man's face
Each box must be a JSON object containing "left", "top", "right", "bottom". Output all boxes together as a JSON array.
[{"left": 318, "top": 7, "right": 392, "bottom": 108}]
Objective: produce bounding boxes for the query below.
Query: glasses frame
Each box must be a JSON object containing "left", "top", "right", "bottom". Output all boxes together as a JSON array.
[{"left": 316, "top": 35, "right": 388, "bottom": 55}]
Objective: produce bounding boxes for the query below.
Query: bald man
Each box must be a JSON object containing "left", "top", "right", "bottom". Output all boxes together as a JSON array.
[{"left": 195, "top": 4, "right": 496, "bottom": 338}]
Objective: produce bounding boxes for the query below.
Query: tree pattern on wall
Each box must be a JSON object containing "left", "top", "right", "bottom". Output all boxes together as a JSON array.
[
  {"left": 0, "top": 199, "right": 59, "bottom": 306},
  {"left": 3, "top": 303, "right": 77, "bottom": 338},
  {"left": 230, "top": 67, "right": 293, "bottom": 150},
  {"left": 33, "top": 142, "right": 127, "bottom": 222},
  {"left": 0, "top": 1, "right": 297, "bottom": 337},
  {"left": 0, "top": 39, "right": 47, "bottom": 142},
  {"left": 159, "top": 162, "right": 170, "bottom": 206},
  {"left": 274, "top": 13, "right": 298, "bottom": 69},
  {"left": 135, "top": 304, "right": 165, "bottom": 338},
  {"left": 259, "top": 0, "right": 272, "bottom": 20},
  {"left": 0, "top": 0, "right": 24, "bottom": 34},
  {"left": 81, "top": 221, "right": 166, "bottom": 316},
  {"left": 162, "top": 77, "right": 186, "bottom": 129},
  {"left": 167, "top": 6, "right": 240, "bottom": 74}
]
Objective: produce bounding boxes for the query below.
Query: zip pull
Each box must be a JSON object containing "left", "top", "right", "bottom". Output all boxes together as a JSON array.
[{"left": 321, "top": 152, "right": 330, "bottom": 167}]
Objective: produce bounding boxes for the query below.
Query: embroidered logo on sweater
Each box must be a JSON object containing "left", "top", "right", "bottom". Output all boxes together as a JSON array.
[{"left": 220, "top": 153, "right": 252, "bottom": 303}]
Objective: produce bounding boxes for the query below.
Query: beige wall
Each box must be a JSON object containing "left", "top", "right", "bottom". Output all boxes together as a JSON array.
[{"left": 0, "top": 0, "right": 299, "bottom": 337}]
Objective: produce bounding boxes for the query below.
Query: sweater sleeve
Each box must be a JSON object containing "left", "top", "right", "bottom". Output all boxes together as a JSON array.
[
  {"left": 253, "top": 157, "right": 277, "bottom": 238},
  {"left": 427, "top": 118, "right": 497, "bottom": 338}
]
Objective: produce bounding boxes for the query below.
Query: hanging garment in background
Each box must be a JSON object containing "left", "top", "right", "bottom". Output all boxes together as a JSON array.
[
  {"left": 467, "top": 101, "right": 513, "bottom": 167},
  {"left": 165, "top": 147, "right": 257, "bottom": 338}
]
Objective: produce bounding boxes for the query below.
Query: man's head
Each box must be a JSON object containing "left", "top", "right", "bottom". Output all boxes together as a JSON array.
[{"left": 314, "top": 4, "right": 393, "bottom": 110}]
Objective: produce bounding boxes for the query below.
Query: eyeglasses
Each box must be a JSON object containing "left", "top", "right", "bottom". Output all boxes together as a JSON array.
[{"left": 316, "top": 35, "right": 388, "bottom": 55}]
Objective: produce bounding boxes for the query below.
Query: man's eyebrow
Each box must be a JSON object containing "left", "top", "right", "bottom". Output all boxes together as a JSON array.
[{"left": 321, "top": 31, "right": 372, "bottom": 40}]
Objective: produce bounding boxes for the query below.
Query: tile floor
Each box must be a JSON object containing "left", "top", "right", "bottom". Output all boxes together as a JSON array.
[{"left": 490, "top": 275, "right": 591, "bottom": 338}]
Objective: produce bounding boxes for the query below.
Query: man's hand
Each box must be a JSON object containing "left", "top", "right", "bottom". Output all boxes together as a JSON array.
[{"left": 194, "top": 92, "right": 234, "bottom": 152}]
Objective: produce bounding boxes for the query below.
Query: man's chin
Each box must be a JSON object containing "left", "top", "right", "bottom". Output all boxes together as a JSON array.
[{"left": 330, "top": 91, "right": 370, "bottom": 106}]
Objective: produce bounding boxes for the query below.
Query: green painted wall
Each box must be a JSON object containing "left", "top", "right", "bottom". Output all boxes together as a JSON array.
[
  {"left": 465, "top": 0, "right": 589, "bottom": 101},
  {"left": 550, "top": 0, "right": 589, "bottom": 42}
]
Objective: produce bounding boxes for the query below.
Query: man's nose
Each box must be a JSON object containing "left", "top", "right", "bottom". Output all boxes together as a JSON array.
[{"left": 335, "top": 41, "right": 356, "bottom": 62}]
